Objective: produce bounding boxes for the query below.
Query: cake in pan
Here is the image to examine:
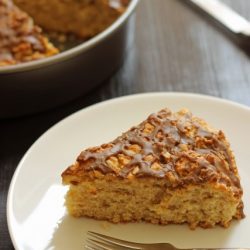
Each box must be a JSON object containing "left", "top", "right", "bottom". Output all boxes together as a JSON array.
[
  {"left": 0, "top": 0, "right": 129, "bottom": 66},
  {"left": 0, "top": 0, "right": 58, "bottom": 66},
  {"left": 62, "top": 108, "right": 244, "bottom": 229},
  {"left": 14, "top": 0, "right": 129, "bottom": 38}
]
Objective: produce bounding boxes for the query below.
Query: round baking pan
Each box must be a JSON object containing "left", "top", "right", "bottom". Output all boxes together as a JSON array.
[{"left": 0, "top": 0, "right": 139, "bottom": 119}]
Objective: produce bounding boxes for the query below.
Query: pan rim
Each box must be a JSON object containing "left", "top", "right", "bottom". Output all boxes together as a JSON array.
[{"left": 0, "top": 0, "right": 139, "bottom": 74}]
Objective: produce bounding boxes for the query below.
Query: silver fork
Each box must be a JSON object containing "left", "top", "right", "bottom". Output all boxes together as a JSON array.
[{"left": 85, "top": 231, "right": 249, "bottom": 250}]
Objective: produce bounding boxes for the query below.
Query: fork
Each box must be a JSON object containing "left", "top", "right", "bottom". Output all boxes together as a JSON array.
[{"left": 85, "top": 231, "right": 249, "bottom": 250}]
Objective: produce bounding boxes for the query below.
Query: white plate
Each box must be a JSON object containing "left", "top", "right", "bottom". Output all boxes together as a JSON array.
[{"left": 7, "top": 92, "right": 250, "bottom": 250}]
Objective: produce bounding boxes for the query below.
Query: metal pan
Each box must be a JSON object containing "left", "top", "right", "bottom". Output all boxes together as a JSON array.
[{"left": 0, "top": 0, "right": 139, "bottom": 118}]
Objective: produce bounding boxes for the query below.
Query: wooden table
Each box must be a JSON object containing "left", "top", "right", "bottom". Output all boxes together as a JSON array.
[{"left": 1, "top": 0, "right": 250, "bottom": 249}]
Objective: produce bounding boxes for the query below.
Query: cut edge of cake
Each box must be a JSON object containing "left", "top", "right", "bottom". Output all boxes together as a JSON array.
[{"left": 13, "top": 0, "right": 129, "bottom": 39}]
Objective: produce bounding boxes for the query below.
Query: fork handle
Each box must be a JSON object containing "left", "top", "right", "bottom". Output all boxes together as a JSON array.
[{"left": 192, "top": 248, "right": 250, "bottom": 250}]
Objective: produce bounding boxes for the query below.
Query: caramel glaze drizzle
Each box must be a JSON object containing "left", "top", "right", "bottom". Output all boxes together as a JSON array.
[{"left": 77, "top": 109, "right": 241, "bottom": 189}]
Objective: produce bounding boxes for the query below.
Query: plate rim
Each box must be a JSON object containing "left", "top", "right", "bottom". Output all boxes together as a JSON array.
[{"left": 6, "top": 91, "right": 250, "bottom": 249}]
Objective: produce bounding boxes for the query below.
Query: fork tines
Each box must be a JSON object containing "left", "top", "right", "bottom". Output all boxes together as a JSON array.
[{"left": 85, "top": 231, "right": 143, "bottom": 250}]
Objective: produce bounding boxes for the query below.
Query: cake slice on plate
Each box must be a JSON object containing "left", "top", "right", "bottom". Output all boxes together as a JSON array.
[{"left": 62, "top": 108, "right": 244, "bottom": 229}]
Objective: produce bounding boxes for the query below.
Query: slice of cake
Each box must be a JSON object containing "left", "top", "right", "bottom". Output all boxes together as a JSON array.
[
  {"left": 0, "top": 0, "right": 58, "bottom": 66},
  {"left": 62, "top": 108, "right": 244, "bottom": 229},
  {"left": 13, "top": 0, "right": 129, "bottom": 38}
]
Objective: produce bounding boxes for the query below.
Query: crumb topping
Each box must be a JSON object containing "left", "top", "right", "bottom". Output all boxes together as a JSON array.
[{"left": 63, "top": 108, "right": 242, "bottom": 195}]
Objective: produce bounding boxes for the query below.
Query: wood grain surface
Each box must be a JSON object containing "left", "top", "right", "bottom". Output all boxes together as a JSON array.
[{"left": 1, "top": 0, "right": 250, "bottom": 249}]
